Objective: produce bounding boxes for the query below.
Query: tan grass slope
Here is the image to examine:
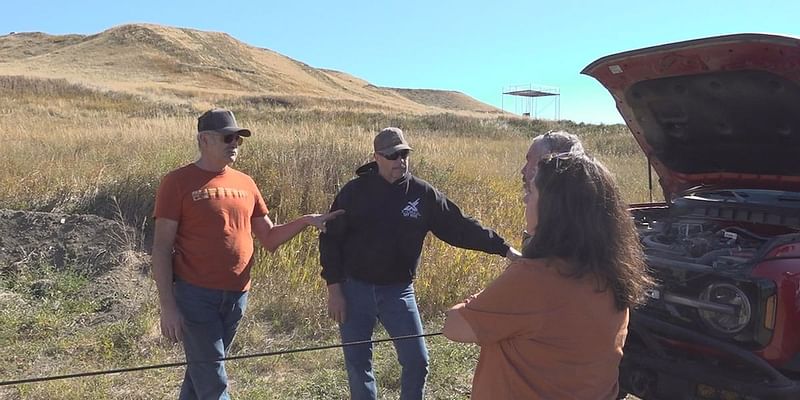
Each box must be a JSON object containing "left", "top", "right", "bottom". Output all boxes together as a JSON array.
[{"left": 0, "top": 23, "right": 502, "bottom": 113}]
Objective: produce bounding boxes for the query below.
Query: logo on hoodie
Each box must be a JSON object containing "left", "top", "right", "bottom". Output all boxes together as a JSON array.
[{"left": 402, "top": 198, "right": 421, "bottom": 219}]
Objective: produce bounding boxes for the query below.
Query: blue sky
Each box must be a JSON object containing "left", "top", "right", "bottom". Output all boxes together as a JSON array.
[{"left": 4, "top": 0, "right": 799, "bottom": 124}]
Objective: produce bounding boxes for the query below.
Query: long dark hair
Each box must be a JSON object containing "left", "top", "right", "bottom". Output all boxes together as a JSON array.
[{"left": 523, "top": 153, "right": 653, "bottom": 310}]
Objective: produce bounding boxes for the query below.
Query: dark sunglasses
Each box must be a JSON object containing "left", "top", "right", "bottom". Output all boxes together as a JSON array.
[
  {"left": 222, "top": 134, "right": 243, "bottom": 145},
  {"left": 383, "top": 149, "right": 410, "bottom": 160}
]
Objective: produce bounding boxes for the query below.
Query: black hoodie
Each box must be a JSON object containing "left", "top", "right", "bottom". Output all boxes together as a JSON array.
[{"left": 319, "top": 161, "right": 510, "bottom": 285}]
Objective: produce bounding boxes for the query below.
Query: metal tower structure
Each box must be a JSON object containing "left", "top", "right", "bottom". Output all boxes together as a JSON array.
[{"left": 501, "top": 84, "right": 560, "bottom": 120}]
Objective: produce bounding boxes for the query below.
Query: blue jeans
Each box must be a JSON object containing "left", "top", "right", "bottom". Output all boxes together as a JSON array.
[
  {"left": 174, "top": 279, "right": 248, "bottom": 400},
  {"left": 339, "top": 279, "right": 429, "bottom": 400}
]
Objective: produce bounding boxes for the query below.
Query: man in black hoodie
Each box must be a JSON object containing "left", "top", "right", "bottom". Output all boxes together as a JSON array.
[{"left": 319, "top": 127, "right": 520, "bottom": 400}]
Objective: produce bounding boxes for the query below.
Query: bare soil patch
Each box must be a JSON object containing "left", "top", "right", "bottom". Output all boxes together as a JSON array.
[{"left": 0, "top": 208, "right": 151, "bottom": 321}]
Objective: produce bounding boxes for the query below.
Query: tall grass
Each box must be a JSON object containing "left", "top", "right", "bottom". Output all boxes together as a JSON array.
[{"left": 0, "top": 75, "right": 649, "bottom": 398}]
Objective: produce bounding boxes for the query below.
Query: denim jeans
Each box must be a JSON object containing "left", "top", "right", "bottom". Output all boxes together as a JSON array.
[
  {"left": 339, "top": 279, "right": 429, "bottom": 400},
  {"left": 174, "top": 279, "right": 248, "bottom": 400}
]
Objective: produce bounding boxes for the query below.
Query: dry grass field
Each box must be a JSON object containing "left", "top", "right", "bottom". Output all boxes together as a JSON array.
[{"left": 0, "top": 25, "right": 653, "bottom": 399}]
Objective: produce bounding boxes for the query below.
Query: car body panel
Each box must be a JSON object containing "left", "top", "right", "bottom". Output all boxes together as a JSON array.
[
  {"left": 582, "top": 33, "right": 800, "bottom": 198},
  {"left": 586, "top": 33, "right": 800, "bottom": 399},
  {"left": 752, "top": 259, "right": 800, "bottom": 365}
]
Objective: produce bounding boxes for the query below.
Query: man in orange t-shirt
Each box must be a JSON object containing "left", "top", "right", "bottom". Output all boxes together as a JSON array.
[{"left": 152, "top": 108, "right": 342, "bottom": 400}]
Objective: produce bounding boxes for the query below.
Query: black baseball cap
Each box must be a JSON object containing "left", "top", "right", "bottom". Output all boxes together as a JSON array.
[
  {"left": 374, "top": 127, "right": 411, "bottom": 155},
  {"left": 197, "top": 108, "right": 252, "bottom": 137}
]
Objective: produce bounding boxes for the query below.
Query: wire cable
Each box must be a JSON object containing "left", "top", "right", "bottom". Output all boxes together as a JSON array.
[{"left": 0, "top": 332, "right": 442, "bottom": 387}]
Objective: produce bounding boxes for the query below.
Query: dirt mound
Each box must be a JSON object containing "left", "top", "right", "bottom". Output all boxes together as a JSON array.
[
  {"left": 0, "top": 208, "right": 151, "bottom": 321},
  {"left": 1, "top": 209, "right": 133, "bottom": 272}
]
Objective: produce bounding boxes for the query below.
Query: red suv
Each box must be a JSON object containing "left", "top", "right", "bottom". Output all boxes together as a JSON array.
[{"left": 583, "top": 34, "right": 800, "bottom": 400}]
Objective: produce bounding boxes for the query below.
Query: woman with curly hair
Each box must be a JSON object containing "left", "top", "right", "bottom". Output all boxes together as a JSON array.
[{"left": 443, "top": 153, "right": 653, "bottom": 400}]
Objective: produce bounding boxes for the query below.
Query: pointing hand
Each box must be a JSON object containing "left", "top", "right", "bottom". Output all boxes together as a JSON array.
[{"left": 308, "top": 209, "right": 345, "bottom": 233}]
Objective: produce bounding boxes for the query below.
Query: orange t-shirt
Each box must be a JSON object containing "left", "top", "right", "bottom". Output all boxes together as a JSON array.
[
  {"left": 153, "top": 164, "right": 269, "bottom": 291},
  {"left": 458, "top": 258, "right": 628, "bottom": 400}
]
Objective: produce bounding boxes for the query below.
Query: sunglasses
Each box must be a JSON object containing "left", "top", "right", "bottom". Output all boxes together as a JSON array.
[
  {"left": 383, "top": 149, "right": 410, "bottom": 160},
  {"left": 220, "top": 134, "right": 243, "bottom": 145}
]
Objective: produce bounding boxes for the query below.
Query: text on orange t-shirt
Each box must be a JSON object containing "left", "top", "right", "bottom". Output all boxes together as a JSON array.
[{"left": 153, "top": 164, "right": 269, "bottom": 291}]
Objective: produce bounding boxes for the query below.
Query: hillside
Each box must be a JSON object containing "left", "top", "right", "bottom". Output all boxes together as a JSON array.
[
  {"left": 390, "top": 88, "right": 501, "bottom": 112},
  {"left": 0, "top": 24, "right": 501, "bottom": 114}
]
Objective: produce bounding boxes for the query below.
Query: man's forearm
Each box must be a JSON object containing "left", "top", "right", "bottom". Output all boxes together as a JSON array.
[
  {"left": 151, "top": 244, "right": 184, "bottom": 342},
  {"left": 319, "top": 233, "right": 345, "bottom": 285},
  {"left": 256, "top": 216, "right": 312, "bottom": 252},
  {"left": 151, "top": 249, "right": 177, "bottom": 308}
]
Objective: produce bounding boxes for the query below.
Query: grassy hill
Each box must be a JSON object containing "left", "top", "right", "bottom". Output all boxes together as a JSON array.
[{"left": 0, "top": 23, "right": 502, "bottom": 114}]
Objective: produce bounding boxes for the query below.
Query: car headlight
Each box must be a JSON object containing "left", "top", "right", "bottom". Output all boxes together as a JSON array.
[{"left": 698, "top": 283, "right": 752, "bottom": 334}]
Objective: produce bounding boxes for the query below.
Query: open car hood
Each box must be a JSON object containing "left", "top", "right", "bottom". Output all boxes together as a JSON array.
[{"left": 582, "top": 33, "right": 800, "bottom": 198}]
